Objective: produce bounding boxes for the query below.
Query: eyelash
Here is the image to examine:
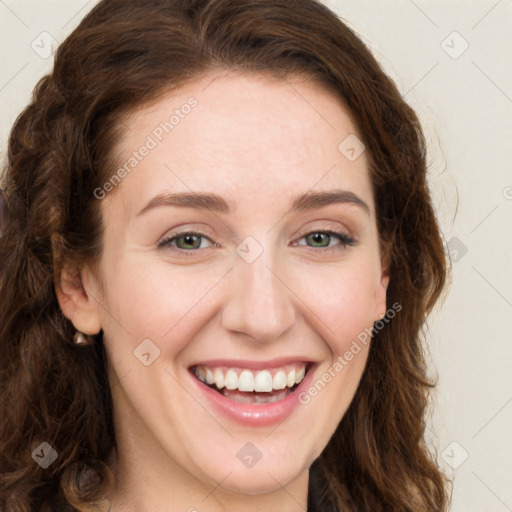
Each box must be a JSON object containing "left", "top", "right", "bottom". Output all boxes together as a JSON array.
[{"left": 158, "top": 229, "right": 356, "bottom": 257}]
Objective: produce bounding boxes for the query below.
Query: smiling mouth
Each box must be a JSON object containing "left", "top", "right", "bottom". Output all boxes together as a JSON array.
[{"left": 190, "top": 362, "right": 312, "bottom": 404}]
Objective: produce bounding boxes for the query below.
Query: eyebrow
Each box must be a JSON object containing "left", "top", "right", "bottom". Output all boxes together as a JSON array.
[{"left": 136, "top": 188, "right": 370, "bottom": 217}]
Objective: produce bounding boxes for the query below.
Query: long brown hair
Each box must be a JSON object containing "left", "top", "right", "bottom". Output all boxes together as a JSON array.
[{"left": 0, "top": 0, "right": 451, "bottom": 510}]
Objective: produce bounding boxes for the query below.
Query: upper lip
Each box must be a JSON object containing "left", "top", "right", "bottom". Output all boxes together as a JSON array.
[{"left": 189, "top": 357, "right": 316, "bottom": 370}]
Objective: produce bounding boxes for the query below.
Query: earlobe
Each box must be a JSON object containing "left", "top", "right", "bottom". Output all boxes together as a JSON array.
[
  {"left": 381, "top": 254, "right": 391, "bottom": 290},
  {"left": 374, "top": 250, "right": 391, "bottom": 320},
  {"left": 55, "top": 265, "right": 102, "bottom": 335},
  {"left": 381, "top": 245, "right": 391, "bottom": 287}
]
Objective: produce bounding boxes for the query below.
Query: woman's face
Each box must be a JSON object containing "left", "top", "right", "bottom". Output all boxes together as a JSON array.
[{"left": 72, "top": 71, "right": 389, "bottom": 507}]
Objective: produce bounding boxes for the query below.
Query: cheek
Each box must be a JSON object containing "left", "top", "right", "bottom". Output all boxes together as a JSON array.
[
  {"left": 100, "top": 257, "right": 227, "bottom": 349},
  {"left": 290, "top": 261, "right": 378, "bottom": 352}
]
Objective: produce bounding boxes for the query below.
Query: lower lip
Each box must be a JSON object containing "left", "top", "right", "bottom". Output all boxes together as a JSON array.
[{"left": 189, "top": 364, "right": 317, "bottom": 427}]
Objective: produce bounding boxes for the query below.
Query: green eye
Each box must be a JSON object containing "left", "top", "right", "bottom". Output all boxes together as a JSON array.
[
  {"left": 174, "top": 234, "right": 204, "bottom": 250},
  {"left": 158, "top": 229, "right": 356, "bottom": 258},
  {"left": 296, "top": 230, "right": 355, "bottom": 252},
  {"left": 159, "top": 231, "right": 215, "bottom": 252},
  {"left": 306, "top": 232, "right": 334, "bottom": 248}
]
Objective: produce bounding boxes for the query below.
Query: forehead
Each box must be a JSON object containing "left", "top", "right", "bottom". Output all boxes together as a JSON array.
[{"left": 105, "top": 70, "right": 373, "bottom": 220}]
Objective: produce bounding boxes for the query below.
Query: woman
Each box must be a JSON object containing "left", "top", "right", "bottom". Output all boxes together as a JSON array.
[{"left": 0, "top": 0, "right": 451, "bottom": 510}]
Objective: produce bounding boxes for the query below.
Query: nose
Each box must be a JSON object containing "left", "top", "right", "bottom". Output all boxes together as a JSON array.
[{"left": 220, "top": 245, "right": 296, "bottom": 344}]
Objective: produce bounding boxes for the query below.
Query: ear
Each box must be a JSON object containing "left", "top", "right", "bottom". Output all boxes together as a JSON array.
[
  {"left": 55, "top": 265, "right": 102, "bottom": 335},
  {"left": 374, "top": 248, "right": 391, "bottom": 320}
]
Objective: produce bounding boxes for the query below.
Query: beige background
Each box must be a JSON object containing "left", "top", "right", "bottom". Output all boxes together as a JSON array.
[{"left": 1, "top": 1, "right": 511, "bottom": 510}]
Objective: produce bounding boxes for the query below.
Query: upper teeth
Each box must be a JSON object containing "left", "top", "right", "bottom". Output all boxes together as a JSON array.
[{"left": 193, "top": 363, "right": 307, "bottom": 392}]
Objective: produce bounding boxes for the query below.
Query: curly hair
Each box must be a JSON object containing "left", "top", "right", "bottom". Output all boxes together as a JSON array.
[{"left": 0, "top": 0, "right": 451, "bottom": 510}]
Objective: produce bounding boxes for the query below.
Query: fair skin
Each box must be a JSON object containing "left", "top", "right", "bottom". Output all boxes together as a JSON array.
[{"left": 57, "top": 70, "right": 389, "bottom": 512}]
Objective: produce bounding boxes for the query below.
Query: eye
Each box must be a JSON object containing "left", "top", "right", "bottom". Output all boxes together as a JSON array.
[
  {"left": 158, "top": 228, "right": 356, "bottom": 257},
  {"left": 158, "top": 230, "right": 217, "bottom": 254},
  {"left": 292, "top": 229, "right": 356, "bottom": 254}
]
